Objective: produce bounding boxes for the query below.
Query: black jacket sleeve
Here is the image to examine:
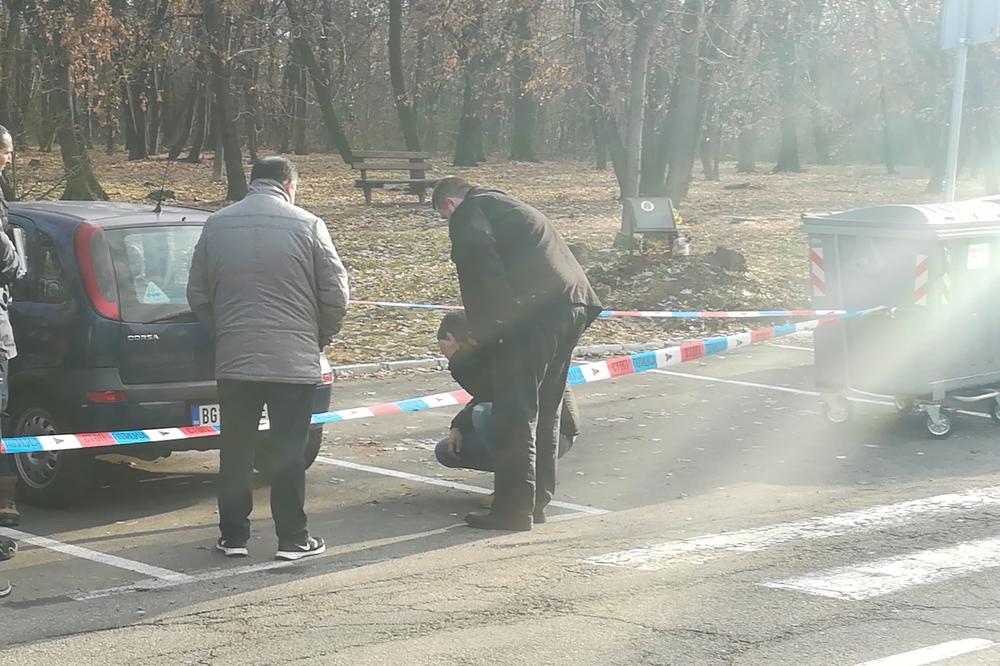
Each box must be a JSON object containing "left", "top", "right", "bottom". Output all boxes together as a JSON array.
[{"left": 449, "top": 204, "right": 517, "bottom": 344}]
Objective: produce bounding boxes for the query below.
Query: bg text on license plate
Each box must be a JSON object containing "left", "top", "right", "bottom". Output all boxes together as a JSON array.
[{"left": 192, "top": 404, "right": 269, "bottom": 428}]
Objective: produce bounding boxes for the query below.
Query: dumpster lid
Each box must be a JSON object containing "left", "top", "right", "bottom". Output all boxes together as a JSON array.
[{"left": 803, "top": 196, "right": 1000, "bottom": 228}]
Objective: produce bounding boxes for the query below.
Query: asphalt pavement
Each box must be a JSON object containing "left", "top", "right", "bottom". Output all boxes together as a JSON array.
[{"left": 4, "top": 341, "right": 1000, "bottom": 665}]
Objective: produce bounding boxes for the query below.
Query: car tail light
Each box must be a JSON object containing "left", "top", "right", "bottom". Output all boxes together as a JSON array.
[
  {"left": 320, "top": 356, "right": 334, "bottom": 385},
  {"left": 75, "top": 223, "right": 121, "bottom": 321},
  {"left": 86, "top": 390, "right": 126, "bottom": 403}
]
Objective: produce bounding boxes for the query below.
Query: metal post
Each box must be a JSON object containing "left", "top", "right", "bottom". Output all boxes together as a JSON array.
[{"left": 944, "top": 0, "right": 971, "bottom": 203}]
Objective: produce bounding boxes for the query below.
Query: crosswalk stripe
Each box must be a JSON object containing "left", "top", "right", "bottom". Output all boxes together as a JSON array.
[
  {"left": 765, "top": 536, "right": 1000, "bottom": 600},
  {"left": 586, "top": 486, "right": 1000, "bottom": 570},
  {"left": 854, "top": 639, "right": 996, "bottom": 665}
]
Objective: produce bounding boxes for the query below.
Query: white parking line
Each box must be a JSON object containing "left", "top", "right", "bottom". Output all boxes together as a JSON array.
[
  {"left": 765, "top": 536, "right": 1000, "bottom": 600},
  {"left": 315, "top": 456, "right": 609, "bottom": 515},
  {"left": 854, "top": 639, "right": 996, "bottom": 665},
  {"left": 585, "top": 486, "right": 1000, "bottom": 570},
  {"left": 650, "top": 369, "right": 992, "bottom": 418},
  {"left": 770, "top": 344, "right": 814, "bottom": 352},
  {"left": 0, "top": 527, "right": 193, "bottom": 583},
  {"left": 73, "top": 523, "right": 462, "bottom": 600}
]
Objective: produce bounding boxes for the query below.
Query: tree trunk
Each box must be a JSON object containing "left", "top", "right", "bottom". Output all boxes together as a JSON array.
[
  {"left": 737, "top": 124, "right": 757, "bottom": 173},
  {"left": 147, "top": 64, "right": 163, "bottom": 156},
  {"left": 664, "top": 0, "right": 705, "bottom": 203},
  {"left": 510, "top": 7, "right": 539, "bottom": 162},
  {"left": 284, "top": 0, "right": 353, "bottom": 162},
  {"left": 169, "top": 68, "right": 202, "bottom": 161},
  {"left": 201, "top": 0, "right": 247, "bottom": 200},
  {"left": 388, "top": 0, "right": 421, "bottom": 151},
  {"left": 123, "top": 69, "right": 150, "bottom": 161},
  {"left": 185, "top": 83, "right": 209, "bottom": 163},
  {"left": 50, "top": 61, "right": 106, "bottom": 199},
  {"left": 638, "top": 64, "right": 670, "bottom": 196},
  {"left": 868, "top": 0, "right": 896, "bottom": 175},
  {"left": 292, "top": 61, "right": 308, "bottom": 154},
  {"left": 622, "top": 1, "right": 670, "bottom": 199},
  {"left": 580, "top": 1, "right": 614, "bottom": 175},
  {"left": 0, "top": 4, "right": 23, "bottom": 132},
  {"left": 772, "top": 8, "right": 801, "bottom": 173},
  {"left": 454, "top": 68, "right": 485, "bottom": 166}
]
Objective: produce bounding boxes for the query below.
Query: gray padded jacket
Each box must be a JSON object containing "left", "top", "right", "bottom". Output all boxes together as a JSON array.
[{"left": 187, "top": 180, "right": 350, "bottom": 384}]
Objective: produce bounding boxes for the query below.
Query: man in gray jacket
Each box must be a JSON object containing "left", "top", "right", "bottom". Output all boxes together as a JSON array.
[{"left": 188, "top": 157, "right": 349, "bottom": 561}]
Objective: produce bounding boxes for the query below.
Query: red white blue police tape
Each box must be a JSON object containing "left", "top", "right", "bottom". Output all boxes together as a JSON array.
[
  {"left": 350, "top": 299, "right": 848, "bottom": 319},
  {"left": 0, "top": 308, "right": 879, "bottom": 455}
]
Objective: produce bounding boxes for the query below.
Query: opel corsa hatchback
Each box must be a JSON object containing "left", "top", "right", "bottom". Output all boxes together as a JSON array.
[{"left": 5, "top": 201, "right": 333, "bottom": 506}]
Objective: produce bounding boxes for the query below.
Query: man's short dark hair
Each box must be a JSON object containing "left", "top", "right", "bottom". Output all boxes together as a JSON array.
[
  {"left": 431, "top": 176, "right": 474, "bottom": 210},
  {"left": 250, "top": 156, "right": 298, "bottom": 185},
  {"left": 437, "top": 311, "right": 471, "bottom": 342}
]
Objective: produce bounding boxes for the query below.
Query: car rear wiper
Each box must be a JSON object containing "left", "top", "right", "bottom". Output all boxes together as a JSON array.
[{"left": 147, "top": 310, "right": 198, "bottom": 324}]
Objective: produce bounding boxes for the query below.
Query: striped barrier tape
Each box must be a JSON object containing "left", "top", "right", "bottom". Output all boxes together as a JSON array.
[
  {"left": 0, "top": 307, "right": 881, "bottom": 456},
  {"left": 351, "top": 299, "right": 848, "bottom": 319}
]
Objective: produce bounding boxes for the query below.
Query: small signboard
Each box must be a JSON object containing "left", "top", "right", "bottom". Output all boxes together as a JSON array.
[{"left": 941, "top": 0, "right": 1000, "bottom": 49}]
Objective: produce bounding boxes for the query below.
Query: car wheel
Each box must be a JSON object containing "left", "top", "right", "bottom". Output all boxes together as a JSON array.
[
  {"left": 11, "top": 402, "right": 96, "bottom": 509},
  {"left": 253, "top": 429, "right": 324, "bottom": 476}
]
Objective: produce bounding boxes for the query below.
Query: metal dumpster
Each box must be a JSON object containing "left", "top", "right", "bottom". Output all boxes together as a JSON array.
[{"left": 803, "top": 196, "right": 1000, "bottom": 438}]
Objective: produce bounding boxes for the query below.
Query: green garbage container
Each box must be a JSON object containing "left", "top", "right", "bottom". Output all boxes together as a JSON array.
[{"left": 803, "top": 196, "right": 1000, "bottom": 438}]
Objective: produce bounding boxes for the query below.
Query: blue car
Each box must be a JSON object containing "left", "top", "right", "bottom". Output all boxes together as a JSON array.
[{"left": 4, "top": 201, "right": 333, "bottom": 507}]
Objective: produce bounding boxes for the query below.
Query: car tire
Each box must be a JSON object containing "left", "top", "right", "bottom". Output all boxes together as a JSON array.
[
  {"left": 253, "top": 428, "right": 324, "bottom": 476},
  {"left": 10, "top": 400, "right": 96, "bottom": 509}
]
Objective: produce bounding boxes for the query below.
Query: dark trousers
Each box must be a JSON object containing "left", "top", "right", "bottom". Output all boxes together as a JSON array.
[
  {"left": 489, "top": 305, "right": 595, "bottom": 517},
  {"left": 0, "top": 359, "right": 11, "bottom": 476},
  {"left": 217, "top": 380, "right": 315, "bottom": 544}
]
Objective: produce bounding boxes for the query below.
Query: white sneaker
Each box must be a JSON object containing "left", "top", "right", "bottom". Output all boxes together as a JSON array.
[
  {"left": 216, "top": 537, "right": 249, "bottom": 558},
  {"left": 275, "top": 536, "right": 326, "bottom": 561}
]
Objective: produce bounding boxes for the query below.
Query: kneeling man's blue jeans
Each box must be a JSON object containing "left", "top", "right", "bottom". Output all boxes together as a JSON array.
[{"left": 435, "top": 403, "right": 573, "bottom": 472}]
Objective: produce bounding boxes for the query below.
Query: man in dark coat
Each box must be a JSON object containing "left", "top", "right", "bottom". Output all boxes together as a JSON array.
[
  {"left": 0, "top": 124, "right": 25, "bottom": 596},
  {"left": 432, "top": 176, "right": 602, "bottom": 531}
]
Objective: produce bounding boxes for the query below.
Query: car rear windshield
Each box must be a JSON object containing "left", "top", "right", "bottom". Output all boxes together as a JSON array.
[{"left": 106, "top": 225, "right": 202, "bottom": 324}]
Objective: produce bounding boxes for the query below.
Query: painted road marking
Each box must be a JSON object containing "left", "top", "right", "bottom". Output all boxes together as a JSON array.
[
  {"left": 765, "top": 536, "right": 1000, "bottom": 600},
  {"left": 586, "top": 486, "right": 1000, "bottom": 570},
  {"left": 770, "top": 343, "right": 814, "bottom": 352},
  {"left": 651, "top": 369, "right": 993, "bottom": 419},
  {"left": 853, "top": 639, "right": 996, "bottom": 665},
  {"left": 315, "top": 456, "right": 609, "bottom": 516},
  {"left": 73, "top": 524, "right": 462, "bottom": 600},
  {"left": 0, "top": 527, "right": 194, "bottom": 583}
]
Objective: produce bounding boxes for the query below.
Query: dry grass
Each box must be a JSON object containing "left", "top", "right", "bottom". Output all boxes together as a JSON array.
[{"left": 10, "top": 149, "right": 985, "bottom": 364}]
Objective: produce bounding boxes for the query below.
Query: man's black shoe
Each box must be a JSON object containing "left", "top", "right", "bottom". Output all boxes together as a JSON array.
[
  {"left": 533, "top": 509, "right": 547, "bottom": 524},
  {"left": 465, "top": 511, "right": 532, "bottom": 532}
]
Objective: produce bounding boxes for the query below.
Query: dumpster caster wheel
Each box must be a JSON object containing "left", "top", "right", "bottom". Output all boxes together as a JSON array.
[
  {"left": 927, "top": 414, "right": 952, "bottom": 439},
  {"left": 823, "top": 397, "right": 853, "bottom": 424},
  {"left": 990, "top": 400, "right": 1000, "bottom": 425},
  {"left": 894, "top": 398, "right": 914, "bottom": 414}
]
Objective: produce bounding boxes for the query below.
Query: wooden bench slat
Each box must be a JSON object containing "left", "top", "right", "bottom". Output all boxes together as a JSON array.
[
  {"left": 354, "top": 179, "right": 438, "bottom": 187},
  {"left": 353, "top": 150, "right": 430, "bottom": 160},
  {"left": 352, "top": 161, "right": 433, "bottom": 171}
]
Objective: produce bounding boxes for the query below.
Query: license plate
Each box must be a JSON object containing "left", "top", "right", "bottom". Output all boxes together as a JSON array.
[{"left": 192, "top": 404, "right": 269, "bottom": 429}]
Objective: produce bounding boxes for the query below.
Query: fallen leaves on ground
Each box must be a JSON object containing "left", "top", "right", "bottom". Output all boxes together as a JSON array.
[{"left": 11, "top": 150, "right": 980, "bottom": 364}]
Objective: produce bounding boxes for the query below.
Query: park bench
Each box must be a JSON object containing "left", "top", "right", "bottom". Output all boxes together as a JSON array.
[{"left": 351, "top": 150, "right": 438, "bottom": 204}]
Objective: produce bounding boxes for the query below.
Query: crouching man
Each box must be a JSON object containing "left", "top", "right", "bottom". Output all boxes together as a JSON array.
[{"left": 433, "top": 313, "right": 580, "bottom": 515}]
